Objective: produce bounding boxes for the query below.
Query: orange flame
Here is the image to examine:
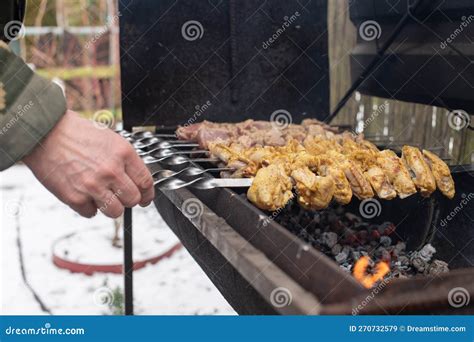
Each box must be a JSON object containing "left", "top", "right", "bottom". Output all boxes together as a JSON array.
[{"left": 353, "top": 256, "right": 390, "bottom": 289}]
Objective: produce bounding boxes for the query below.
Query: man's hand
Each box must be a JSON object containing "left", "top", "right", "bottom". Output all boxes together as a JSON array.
[{"left": 22, "top": 110, "right": 155, "bottom": 218}]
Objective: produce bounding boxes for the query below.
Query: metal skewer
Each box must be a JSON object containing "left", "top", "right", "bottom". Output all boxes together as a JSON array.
[
  {"left": 143, "top": 155, "right": 220, "bottom": 165},
  {"left": 137, "top": 148, "right": 208, "bottom": 157},
  {"left": 117, "top": 130, "right": 153, "bottom": 139},
  {"left": 133, "top": 139, "right": 198, "bottom": 149},
  {"left": 117, "top": 130, "right": 178, "bottom": 140},
  {"left": 155, "top": 176, "right": 253, "bottom": 190},
  {"left": 152, "top": 167, "right": 235, "bottom": 184}
]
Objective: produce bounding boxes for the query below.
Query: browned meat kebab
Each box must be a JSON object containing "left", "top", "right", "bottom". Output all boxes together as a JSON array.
[
  {"left": 176, "top": 119, "right": 339, "bottom": 149},
  {"left": 176, "top": 120, "right": 455, "bottom": 211}
]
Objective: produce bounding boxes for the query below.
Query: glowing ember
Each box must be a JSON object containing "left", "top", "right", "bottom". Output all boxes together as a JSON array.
[{"left": 353, "top": 256, "right": 390, "bottom": 288}]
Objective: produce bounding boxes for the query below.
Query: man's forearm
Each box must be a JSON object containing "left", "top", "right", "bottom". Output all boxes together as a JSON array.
[{"left": 0, "top": 41, "right": 67, "bottom": 170}]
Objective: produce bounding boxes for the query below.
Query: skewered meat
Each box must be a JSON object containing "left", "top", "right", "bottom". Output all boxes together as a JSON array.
[
  {"left": 291, "top": 167, "right": 335, "bottom": 210},
  {"left": 376, "top": 150, "right": 417, "bottom": 199},
  {"left": 364, "top": 166, "right": 397, "bottom": 200},
  {"left": 177, "top": 119, "right": 341, "bottom": 149},
  {"left": 176, "top": 120, "right": 455, "bottom": 211},
  {"left": 247, "top": 163, "right": 294, "bottom": 211},
  {"left": 402, "top": 146, "right": 436, "bottom": 197},
  {"left": 340, "top": 138, "right": 397, "bottom": 200},
  {"left": 318, "top": 163, "right": 353, "bottom": 204},
  {"left": 325, "top": 150, "right": 374, "bottom": 199},
  {"left": 422, "top": 150, "right": 455, "bottom": 199}
]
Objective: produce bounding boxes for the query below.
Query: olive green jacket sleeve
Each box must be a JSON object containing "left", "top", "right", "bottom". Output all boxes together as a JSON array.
[{"left": 0, "top": 41, "right": 67, "bottom": 170}]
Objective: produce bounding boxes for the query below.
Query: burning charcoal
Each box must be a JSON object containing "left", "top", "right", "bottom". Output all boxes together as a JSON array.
[
  {"left": 390, "top": 246, "right": 399, "bottom": 260},
  {"left": 321, "top": 232, "right": 338, "bottom": 248},
  {"left": 410, "top": 255, "right": 428, "bottom": 273},
  {"left": 370, "top": 230, "right": 381, "bottom": 240},
  {"left": 377, "top": 222, "right": 395, "bottom": 235},
  {"left": 331, "top": 219, "right": 345, "bottom": 233},
  {"left": 375, "top": 246, "right": 391, "bottom": 262},
  {"left": 381, "top": 250, "right": 391, "bottom": 263},
  {"left": 356, "top": 230, "right": 368, "bottom": 245},
  {"left": 380, "top": 236, "right": 392, "bottom": 247},
  {"left": 328, "top": 213, "right": 338, "bottom": 224},
  {"left": 344, "top": 212, "right": 362, "bottom": 224},
  {"left": 335, "top": 251, "right": 348, "bottom": 264},
  {"left": 298, "top": 229, "right": 309, "bottom": 240},
  {"left": 427, "top": 259, "right": 449, "bottom": 275},
  {"left": 419, "top": 244, "right": 436, "bottom": 262},
  {"left": 394, "top": 241, "right": 406, "bottom": 253},
  {"left": 331, "top": 244, "right": 342, "bottom": 256},
  {"left": 398, "top": 255, "right": 410, "bottom": 267},
  {"left": 383, "top": 223, "right": 396, "bottom": 235},
  {"left": 274, "top": 203, "right": 450, "bottom": 283},
  {"left": 313, "top": 212, "right": 321, "bottom": 224},
  {"left": 351, "top": 250, "right": 361, "bottom": 261}
]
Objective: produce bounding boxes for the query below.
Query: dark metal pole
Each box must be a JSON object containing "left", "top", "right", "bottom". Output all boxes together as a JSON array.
[
  {"left": 124, "top": 207, "right": 134, "bottom": 315},
  {"left": 325, "top": 0, "right": 424, "bottom": 123}
]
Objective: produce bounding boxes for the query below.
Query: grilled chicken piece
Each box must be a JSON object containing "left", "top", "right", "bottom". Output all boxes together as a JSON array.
[
  {"left": 209, "top": 142, "right": 257, "bottom": 178},
  {"left": 341, "top": 140, "right": 396, "bottom": 200},
  {"left": 364, "top": 166, "right": 397, "bottom": 200},
  {"left": 199, "top": 123, "right": 455, "bottom": 210},
  {"left": 291, "top": 167, "right": 335, "bottom": 210},
  {"left": 303, "top": 135, "right": 343, "bottom": 155},
  {"left": 376, "top": 150, "right": 417, "bottom": 198},
  {"left": 290, "top": 151, "right": 320, "bottom": 171},
  {"left": 317, "top": 155, "right": 352, "bottom": 204},
  {"left": 320, "top": 165, "right": 352, "bottom": 204},
  {"left": 422, "top": 150, "right": 455, "bottom": 199},
  {"left": 326, "top": 150, "right": 374, "bottom": 199},
  {"left": 402, "top": 146, "right": 436, "bottom": 197},
  {"left": 247, "top": 164, "right": 294, "bottom": 211},
  {"left": 208, "top": 142, "right": 239, "bottom": 163}
]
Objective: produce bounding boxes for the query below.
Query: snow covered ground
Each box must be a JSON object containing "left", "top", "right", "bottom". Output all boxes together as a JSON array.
[{"left": 0, "top": 164, "right": 235, "bottom": 315}]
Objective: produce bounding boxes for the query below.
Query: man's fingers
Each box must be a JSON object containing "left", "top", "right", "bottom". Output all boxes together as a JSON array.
[
  {"left": 94, "top": 190, "right": 125, "bottom": 218},
  {"left": 111, "top": 173, "right": 142, "bottom": 208},
  {"left": 69, "top": 198, "right": 98, "bottom": 218},
  {"left": 124, "top": 151, "right": 155, "bottom": 206}
]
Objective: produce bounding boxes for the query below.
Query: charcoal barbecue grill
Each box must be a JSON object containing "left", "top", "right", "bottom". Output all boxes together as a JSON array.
[{"left": 118, "top": 0, "right": 474, "bottom": 315}]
